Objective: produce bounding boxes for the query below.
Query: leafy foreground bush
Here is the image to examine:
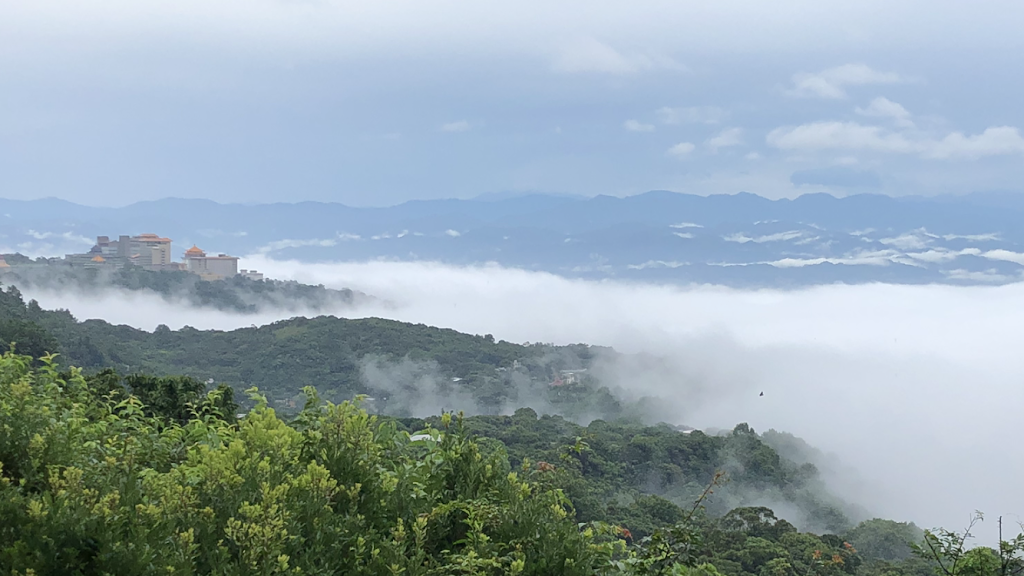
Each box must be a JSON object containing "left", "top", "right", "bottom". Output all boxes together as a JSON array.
[
  {"left": 4, "top": 351, "right": 1019, "bottom": 576},
  {"left": 0, "top": 352, "right": 623, "bottom": 575}
]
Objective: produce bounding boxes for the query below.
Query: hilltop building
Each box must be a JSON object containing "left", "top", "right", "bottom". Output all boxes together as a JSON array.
[
  {"left": 134, "top": 233, "right": 173, "bottom": 267},
  {"left": 184, "top": 245, "right": 239, "bottom": 281},
  {"left": 66, "top": 234, "right": 180, "bottom": 271},
  {"left": 64, "top": 235, "right": 250, "bottom": 281}
]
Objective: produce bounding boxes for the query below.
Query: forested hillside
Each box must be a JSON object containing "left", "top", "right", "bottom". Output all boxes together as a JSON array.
[
  {"left": 3, "top": 281, "right": 1023, "bottom": 574},
  {"left": 0, "top": 282, "right": 619, "bottom": 415},
  {"left": 5, "top": 351, "right": 1013, "bottom": 575},
  {"left": 401, "top": 412, "right": 858, "bottom": 537},
  {"left": 0, "top": 259, "right": 364, "bottom": 313}
]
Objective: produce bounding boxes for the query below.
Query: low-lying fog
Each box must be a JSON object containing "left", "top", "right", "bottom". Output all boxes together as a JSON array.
[{"left": 21, "top": 256, "right": 1024, "bottom": 542}]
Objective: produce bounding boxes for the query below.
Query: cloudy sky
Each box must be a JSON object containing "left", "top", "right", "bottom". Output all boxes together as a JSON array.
[{"left": 3, "top": 0, "right": 1024, "bottom": 206}]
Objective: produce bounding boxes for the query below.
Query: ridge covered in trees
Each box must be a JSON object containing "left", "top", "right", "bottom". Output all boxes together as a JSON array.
[{"left": 0, "top": 282, "right": 618, "bottom": 414}]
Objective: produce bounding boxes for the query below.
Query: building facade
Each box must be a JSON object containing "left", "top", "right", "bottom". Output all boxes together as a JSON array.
[
  {"left": 133, "top": 233, "right": 173, "bottom": 267},
  {"left": 184, "top": 246, "right": 239, "bottom": 280},
  {"left": 65, "top": 235, "right": 245, "bottom": 281},
  {"left": 66, "top": 234, "right": 174, "bottom": 270}
]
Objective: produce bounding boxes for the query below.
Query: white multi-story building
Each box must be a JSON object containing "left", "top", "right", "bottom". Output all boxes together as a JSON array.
[
  {"left": 184, "top": 245, "right": 239, "bottom": 280},
  {"left": 66, "top": 233, "right": 175, "bottom": 270}
]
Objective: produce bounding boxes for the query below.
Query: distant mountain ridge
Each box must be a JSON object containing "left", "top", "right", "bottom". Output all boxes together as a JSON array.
[{"left": 4, "top": 190, "right": 1024, "bottom": 286}]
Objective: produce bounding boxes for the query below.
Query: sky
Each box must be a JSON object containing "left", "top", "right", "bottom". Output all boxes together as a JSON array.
[
  {"left": 21, "top": 257, "right": 1024, "bottom": 540},
  {"left": 3, "top": 0, "right": 1024, "bottom": 206}
]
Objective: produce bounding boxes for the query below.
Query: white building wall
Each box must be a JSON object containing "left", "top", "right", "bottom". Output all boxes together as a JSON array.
[{"left": 205, "top": 257, "right": 238, "bottom": 278}]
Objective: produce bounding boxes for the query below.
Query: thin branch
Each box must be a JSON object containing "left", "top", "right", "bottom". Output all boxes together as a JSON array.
[
  {"left": 924, "top": 533, "right": 953, "bottom": 576},
  {"left": 685, "top": 470, "right": 726, "bottom": 522}
]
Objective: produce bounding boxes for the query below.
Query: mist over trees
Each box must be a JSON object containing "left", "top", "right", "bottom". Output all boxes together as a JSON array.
[
  {"left": 3, "top": 352, "right": 1022, "bottom": 575},
  {"left": 2, "top": 280, "right": 1024, "bottom": 574},
  {"left": 0, "top": 282, "right": 630, "bottom": 415},
  {"left": 0, "top": 259, "right": 365, "bottom": 314}
]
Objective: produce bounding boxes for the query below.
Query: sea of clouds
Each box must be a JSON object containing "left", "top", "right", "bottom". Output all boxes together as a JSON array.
[{"left": 21, "top": 256, "right": 1024, "bottom": 542}]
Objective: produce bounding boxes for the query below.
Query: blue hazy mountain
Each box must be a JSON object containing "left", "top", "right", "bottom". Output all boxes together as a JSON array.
[{"left": 3, "top": 190, "right": 1024, "bottom": 287}]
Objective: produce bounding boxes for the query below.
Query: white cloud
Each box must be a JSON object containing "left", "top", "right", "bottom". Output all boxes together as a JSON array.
[
  {"left": 626, "top": 260, "right": 688, "bottom": 269},
  {"left": 669, "top": 222, "right": 703, "bottom": 229},
  {"left": 944, "top": 269, "right": 1016, "bottom": 283},
  {"left": 705, "top": 127, "right": 744, "bottom": 151},
  {"left": 767, "top": 121, "right": 1024, "bottom": 160},
  {"left": 713, "top": 244, "right": 963, "bottom": 269},
  {"left": 724, "top": 230, "right": 805, "bottom": 244},
  {"left": 856, "top": 97, "right": 914, "bottom": 128},
  {"left": 981, "top": 249, "right": 1024, "bottom": 265},
  {"left": 26, "top": 230, "right": 94, "bottom": 245},
  {"left": 879, "top": 231, "right": 932, "bottom": 250},
  {"left": 666, "top": 142, "right": 695, "bottom": 158},
  {"left": 905, "top": 248, "right": 981, "bottom": 263},
  {"left": 672, "top": 232, "right": 694, "bottom": 239},
  {"left": 925, "top": 127, "right": 1024, "bottom": 160},
  {"left": 623, "top": 119, "right": 655, "bottom": 132},
  {"left": 943, "top": 233, "right": 999, "bottom": 242},
  {"left": 441, "top": 120, "right": 471, "bottom": 132},
  {"left": 445, "top": 229, "right": 461, "bottom": 237},
  {"left": 656, "top": 106, "right": 727, "bottom": 125},
  {"left": 765, "top": 249, "right": 912, "bottom": 267},
  {"left": 767, "top": 121, "right": 915, "bottom": 154},
  {"left": 256, "top": 237, "right": 349, "bottom": 254},
  {"left": 551, "top": 37, "right": 683, "bottom": 74},
  {"left": 767, "top": 255, "right": 872, "bottom": 268},
  {"left": 787, "top": 63, "right": 903, "bottom": 99}
]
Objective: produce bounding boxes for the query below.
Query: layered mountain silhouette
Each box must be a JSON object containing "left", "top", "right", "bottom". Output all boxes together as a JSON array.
[{"left": 4, "top": 190, "right": 1024, "bottom": 287}]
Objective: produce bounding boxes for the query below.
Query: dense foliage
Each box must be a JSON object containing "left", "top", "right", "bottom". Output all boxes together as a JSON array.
[
  {"left": 4, "top": 281, "right": 1024, "bottom": 575},
  {"left": 397, "top": 411, "right": 855, "bottom": 539},
  {"left": 0, "top": 353, "right": 620, "bottom": 575},
  {"left": 2, "top": 348, "right": 1023, "bottom": 575},
  {"left": 0, "top": 260, "right": 362, "bottom": 314}
]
